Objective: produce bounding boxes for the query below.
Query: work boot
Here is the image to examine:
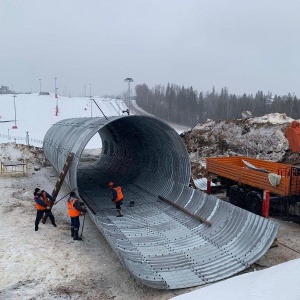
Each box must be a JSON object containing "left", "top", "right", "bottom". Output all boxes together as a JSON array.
[
  {"left": 117, "top": 210, "right": 123, "bottom": 217},
  {"left": 52, "top": 221, "right": 57, "bottom": 227},
  {"left": 71, "top": 228, "right": 74, "bottom": 237},
  {"left": 35, "top": 225, "right": 38, "bottom": 231},
  {"left": 73, "top": 229, "right": 82, "bottom": 241}
]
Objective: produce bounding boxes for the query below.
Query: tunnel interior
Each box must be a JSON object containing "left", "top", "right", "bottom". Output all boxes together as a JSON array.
[{"left": 76, "top": 116, "right": 191, "bottom": 214}]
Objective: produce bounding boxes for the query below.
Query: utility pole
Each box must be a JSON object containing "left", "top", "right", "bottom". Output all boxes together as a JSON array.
[
  {"left": 90, "top": 84, "right": 92, "bottom": 117},
  {"left": 90, "top": 98, "right": 93, "bottom": 117},
  {"left": 25, "top": 131, "right": 29, "bottom": 145},
  {"left": 39, "top": 79, "right": 41, "bottom": 93},
  {"left": 54, "top": 77, "right": 57, "bottom": 98},
  {"left": 84, "top": 85, "right": 86, "bottom": 97},
  {"left": 124, "top": 77, "right": 133, "bottom": 115},
  {"left": 12, "top": 94, "right": 17, "bottom": 129}
]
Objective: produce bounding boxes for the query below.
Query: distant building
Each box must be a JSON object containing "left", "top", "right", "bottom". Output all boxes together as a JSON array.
[
  {"left": 39, "top": 92, "right": 50, "bottom": 96},
  {"left": 0, "top": 85, "right": 14, "bottom": 94}
]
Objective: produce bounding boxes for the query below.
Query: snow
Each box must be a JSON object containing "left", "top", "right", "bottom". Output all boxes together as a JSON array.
[
  {"left": 1, "top": 94, "right": 300, "bottom": 299},
  {"left": 171, "top": 258, "right": 300, "bottom": 300},
  {"left": 249, "top": 113, "right": 293, "bottom": 124}
]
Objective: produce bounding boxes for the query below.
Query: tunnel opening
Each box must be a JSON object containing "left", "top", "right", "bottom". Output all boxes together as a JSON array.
[{"left": 75, "top": 116, "right": 190, "bottom": 214}]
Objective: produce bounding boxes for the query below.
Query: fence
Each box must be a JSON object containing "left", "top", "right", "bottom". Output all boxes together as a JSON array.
[{"left": 0, "top": 132, "right": 43, "bottom": 146}]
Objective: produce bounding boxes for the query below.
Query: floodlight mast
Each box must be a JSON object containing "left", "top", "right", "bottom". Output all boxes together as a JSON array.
[{"left": 124, "top": 77, "right": 133, "bottom": 115}]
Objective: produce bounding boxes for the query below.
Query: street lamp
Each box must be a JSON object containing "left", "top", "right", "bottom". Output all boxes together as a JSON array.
[
  {"left": 124, "top": 77, "right": 133, "bottom": 115},
  {"left": 12, "top": 94, "right": 17, "bottom": 129},
  {"left": 39, "top": 79, "right": 41, "bottom": 93}
]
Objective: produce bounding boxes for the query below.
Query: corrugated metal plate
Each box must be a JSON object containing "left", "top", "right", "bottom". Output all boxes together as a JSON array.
[
  {"left": 193, "top": 178, "right": 216, "bottom": 190},
  {"left": 43, "top": 116, "right": 279, "bottom": 289}
]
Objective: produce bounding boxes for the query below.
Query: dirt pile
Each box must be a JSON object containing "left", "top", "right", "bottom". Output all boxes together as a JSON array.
[{"left": 180, "top": 113, "right": 300, "bottom": 178}]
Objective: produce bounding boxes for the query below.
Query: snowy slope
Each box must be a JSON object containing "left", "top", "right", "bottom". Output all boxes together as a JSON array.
[{"left": 0, "top": 93, "right": 128, "bottom": 148}]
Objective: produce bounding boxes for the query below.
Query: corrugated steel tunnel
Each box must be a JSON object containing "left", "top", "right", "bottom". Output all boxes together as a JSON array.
[{"left": 43, "top": 115, "right": 279, "bottom": 289}]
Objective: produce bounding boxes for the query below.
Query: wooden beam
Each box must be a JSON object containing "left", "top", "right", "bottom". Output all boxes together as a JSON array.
[
  {"left": 51, "top": 152, "right": 75, "bottom": 200},
  {"left": 158, "top": 195, "right": 212, "bottom": 226}
]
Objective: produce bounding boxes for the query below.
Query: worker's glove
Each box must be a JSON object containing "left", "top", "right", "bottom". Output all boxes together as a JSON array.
[{"left": 46, "top": 207, "right": 51, "bottom": 210}]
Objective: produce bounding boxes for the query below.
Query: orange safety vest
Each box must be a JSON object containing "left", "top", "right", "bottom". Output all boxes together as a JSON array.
[
  {"left": 67, "top": 198, "right": 81, "bottom": 217},
  {"left": 41, "top": 192, "right": 52, "bottom": 206},
  {"left": 113, "top": 186, "right": 123, "bottom": 202},
  {"left": 34, "top": 196, "right": 47, "bottom": 210}
]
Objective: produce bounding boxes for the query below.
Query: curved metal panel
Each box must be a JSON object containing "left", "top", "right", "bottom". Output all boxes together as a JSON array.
[{"left": 43, "top": 116, "right": 278, "bottom": 289}]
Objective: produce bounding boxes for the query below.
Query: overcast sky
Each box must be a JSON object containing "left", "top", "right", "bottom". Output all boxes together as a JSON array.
[{"left": 1, "top": 0, "right": 300, "bottom": 97}]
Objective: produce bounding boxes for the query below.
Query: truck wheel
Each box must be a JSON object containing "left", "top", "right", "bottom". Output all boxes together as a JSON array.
[
  {"left": 229, "top": 185, "right": 245, "bottom": 208},
  {"left": 246, "top": 191, "right": 262, "bottom": 215}
]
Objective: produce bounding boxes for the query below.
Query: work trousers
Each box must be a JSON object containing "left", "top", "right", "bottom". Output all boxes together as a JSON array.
[
  {"left": 115, "top": 200, "right": 123, "bottom": 210},
  {"left": 35, "top": 209, "right": 55, "bottom": 226},
  {"left": 70, "top": 216, "right": 80, "bottom": 230}
]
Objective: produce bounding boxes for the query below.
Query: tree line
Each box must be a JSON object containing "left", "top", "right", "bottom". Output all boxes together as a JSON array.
[{"left": 135, "top": 83, "right": 299, "bottom": 126}]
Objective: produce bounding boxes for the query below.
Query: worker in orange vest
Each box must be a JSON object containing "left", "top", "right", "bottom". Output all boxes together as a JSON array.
[
  {"left": 67, "top": 191, "right": 87, "bottom": 240},
  {"left": 108, "top": 182, "right": 124, "bottom": 217},
  {"left": 34, "top": 188, "right": 55, "bottom": 224},
  {"left": 34, "top": 189, "right": 57, "bottom": 231}
]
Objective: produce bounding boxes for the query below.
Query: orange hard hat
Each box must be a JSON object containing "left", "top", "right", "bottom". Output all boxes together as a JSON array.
[{"left": 108, "top": 181, "right": 114, "bottom": 187}]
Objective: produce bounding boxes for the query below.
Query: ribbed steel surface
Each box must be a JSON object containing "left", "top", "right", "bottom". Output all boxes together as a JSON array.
[
  {"left": 193, "top": 178, "right": 216, "bottom": 191},
  {"left": 43, "top": 116, "right": 279, "bottom": 289}
]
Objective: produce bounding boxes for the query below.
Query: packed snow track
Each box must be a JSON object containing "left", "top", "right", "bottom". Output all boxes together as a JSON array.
[{"left": 43, "top": 116, "right": 278, "bottom": 289}]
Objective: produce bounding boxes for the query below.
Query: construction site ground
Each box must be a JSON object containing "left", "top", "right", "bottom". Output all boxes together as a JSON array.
[{"left": 1, "top": 162, "right": 300, "bottom": 299}]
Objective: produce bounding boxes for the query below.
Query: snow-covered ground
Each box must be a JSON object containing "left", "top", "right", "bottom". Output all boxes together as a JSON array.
[
  {"left": 1, "top": 94, "right": 300, "bottom": 299},
  {"left": 171, "top": 258, "right": 300, "bottom": 300}
]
